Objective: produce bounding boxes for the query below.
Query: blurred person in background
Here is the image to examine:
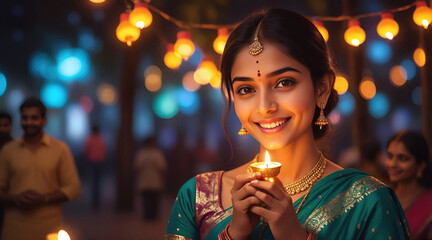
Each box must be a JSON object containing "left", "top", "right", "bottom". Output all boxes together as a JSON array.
[
  {"left": 386, "top": 130, "right": 432, "bottom": 239},
  {"left": 0, "top": 112, "right": 13, "bottom": 238},
  {"left": 134, "top": 137, "right": 166, "bottom": 220},
  {"left": 0, "top": 97, "right": 81, "bottom": 240},
  {"left": 83, "top": 125, "right": 106, "bottom": 210},
  {"left": 356, "top": 138, "right": 389, "bottom": 185}
]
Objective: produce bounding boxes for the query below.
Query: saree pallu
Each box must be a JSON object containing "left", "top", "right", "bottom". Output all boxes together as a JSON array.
[
  {"left": 165, "top": 169, "right": 412, "bottom": 239},
  {"left": 405, "top": 190, "right": 432, "bottom": 239}
]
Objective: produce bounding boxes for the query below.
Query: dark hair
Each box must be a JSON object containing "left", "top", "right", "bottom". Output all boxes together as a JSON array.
[
  {"left": 387, "top": 130, "right": 431, "bottom": 188},
  {"left": 20, "top": 97, "right": 47, "bottom": 118},
  {"left": 220, "top": 8, "right": 338, "bottom": 140},
  {"left": 0, "top": 112, "right": 12, "bottom": 123}
]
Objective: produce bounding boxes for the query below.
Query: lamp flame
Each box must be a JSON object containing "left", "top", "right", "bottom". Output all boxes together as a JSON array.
[
  {"left": 265, "top": 151, "right": 271, "bottom": 164},
  {"left": 58, "top": 230, "right": 71, "bottom": 240}
]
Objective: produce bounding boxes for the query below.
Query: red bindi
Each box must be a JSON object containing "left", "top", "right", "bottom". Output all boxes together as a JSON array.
[{"left": 257, "top": 70, "right": 261, "bottom": 77}]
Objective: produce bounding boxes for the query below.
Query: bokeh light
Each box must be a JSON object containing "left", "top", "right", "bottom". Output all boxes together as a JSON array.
[
  {"left": 78, "top": 29, "right": 102, "bottom": 52},
  {"left": 40, "top": 83, "right": 68, "bottom": 108},
  {"left": 68, "top": 12, "right": 81, "bottom": 25},
  {"left": 144, "top": 65, "right": 162, "bottom": 78},
  {"left": 6, "top": 89, "right": 25, "bottom": 112},
  {"left": 400, "top": 59, "right": 416, "bottom": 80},
  {"left": 30, "top": 51, "right": 56, "bottom": 80},
  {"left": 133, "top": 95, "right": 155, "bottom": 139},
  {"left": 328, "top": 110, "right": 341, "bottom": 125},
  {"left": 0, "top": 73, "right": 7, "bottom": 96},
  {"left": 176, "top": 88, "right": 200, "bottom": 115},
  {"left": 334, "top": 75, "right": 349, "bottom": 95},
  {"left": 366, "top": 40, "right": 392, "bottom": 64},
  {"left": 182, "top": 71, "right": 201, "bottom": 92},
  {"left": 389, "top": 65, "right": 407, "bottom": 86},
  {"left": 158, "top": 126, "right": 177, "bottom": 150},
  {"left": 153, "top": 88, "right": 179, "bottom": 119},
  {"left": 145, "top": 74, "right": 162, "bottom": 92},
  {"left": 97, "top": 83, "right": 117, "bottom": 105},
  {"left": 369, "top": 92, "right": 390, "bottom": 118},
  {"left": 391, "top": 107, "right": 412, "bottom": 132},
  {"left": 338, "top": 92, "right": 355, "bottom": 116},
  {"left": 65, "top": 102, "right": 89, "bottom": 142},
  {"left": 412, "top": 86, "right": 421, "bottom": 105},
  {"left": 79, "top": 95, "right": 93, "bottom": 113},
  {"left": 359, "top": 77, "right": 376, "bottom": 100},
  {"left": 413, "top": 48, "right": 426, "bottom": 67},
  {"left": 56, "top": 48, "right": 90, "bottom": 82}
]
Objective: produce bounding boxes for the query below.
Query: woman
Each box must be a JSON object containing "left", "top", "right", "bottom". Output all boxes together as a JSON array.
[
  {"left": 386, "top": 130, "right": 432, "bottom": 239},
  {"left": 166, "top": 9, "right": 410, "bottom": 239}
]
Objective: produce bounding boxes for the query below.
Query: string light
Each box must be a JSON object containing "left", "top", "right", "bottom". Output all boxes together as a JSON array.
[
  {"left": 377, "top": 12, "right": 399, "bottom": 40},
  {"left": 344, "top": 20, "right": 366, "bottom": 47},
  {"left": 413, "top": 48, "right": 426, "bottom": 67},
  {"left": 413, "top": 1, "right": 432, "bottom": 29},
  {"left": 129, "top": 2, "right": 153, "bottom": 29},
  {"left": 116, "top": 13, "right": 140, "bottom": 46},
  {"left": 193, "top": 60, "right": 217, "bottom": 85},
  {"left": 164, "top": 44, "right": 182, "bottom": 70},
  {"left": 213, "top": 28, "right": 229, "bottom": 54},
  {"left": 174, "top": 31, "right": 195, "bottom": 60},
  {"left": 312, "top": 20, "right": 329, "bottom": 42}
]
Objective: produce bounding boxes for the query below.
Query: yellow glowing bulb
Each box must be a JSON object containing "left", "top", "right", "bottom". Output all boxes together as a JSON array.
[
  {"left": 58, "top": 230, "right": 71, "bottom": 240},
  {"left": 334, "top": 75, "right": 349, "bottom": 95},
  {"left": 389, "top": 66, "right": 407, "bottom": 87},
  {"left": 313, "top": 20, "right": 329, "bottom": 42},
  {"left": 174, "top": 31, "right": 195, "bottom": 60},
  {"left": 213, "top": 28, "right": 229, "bottom": 54},
  {"left": 116, "top": 13, "right": 140, "bottom": 46},
  {"left": 377, "top": 13, "right": 399, "bottom": 40},
  {"left": 164, "top": 44, "right": 182, "bottom": 70},
  {"left": 413, "top": 48, "right": 426, "bottom": 67},
  {"left": 413, "top": 1, "right": 432, "bottom": 29},
  {"left": 344, "top": 20, "right": 366, "bottom": 47},
  {"left": 129, "top": 3, "right": 153, "bottom": 29},
  {"left": 359, "top": 78, "right": 376, "bottom": 100},
  {"left": 265, "top": 151, "right": 271, "bottom": 164}
]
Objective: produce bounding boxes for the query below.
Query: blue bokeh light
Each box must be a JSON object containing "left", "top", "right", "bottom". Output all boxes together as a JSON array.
[
  {"left": 158, "top": 126, "right": 177, "bottom": 150},
  {"left": 44, "top": 112, "right": 63, "bottom": 140},
  {"left": 153, "top": 88, "right": 179, "bottom": 119},
  {"left": 412, "top": 86, "right": 421, "bottom": 105},
  {"left": 40, "top": 83, "right": 68, "bottom": 108},
  {"left": 65, "top": 102, "right": 89, "bottom": 142},
  {"left": 6, "top": 89, "right": 25, "bottom": 112},
  {"left": 366, "top": 40, "right": 392, "bottom": 64},
  {"left": 176, "top": 87, "right": 200, "bottom": 115},
  {"left": 78, "top": 29, "right": 103, "bottom": 52},
  {"left": 401, "top": 59, "right": 416, "bottom": 81},
  {"left": 29, "top": 51, "right": 57, "bottom": 80},
  {"left": 391, "top": 107, "right": 412, "bottom": 132},
  {"left": 0, "top": 73, "right": 7, "bottom": 96},
  {"left": 369, "top": 92, "right": 390, "bottom": 118},
  {"left": 338, "top": 92, "right": 355, "bottom": 116},
  {"left": 68, "top": 12, "right": 81, "bottom": 25},
  {"left": 133, "top": 94, "right": 155, "bottom": 139},
  {"left": 56, "top": 48, "right": 90, "bottom": 82}
]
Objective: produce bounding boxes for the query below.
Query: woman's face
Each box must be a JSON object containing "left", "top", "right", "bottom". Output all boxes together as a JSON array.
[
  {"left": 385, "top": 141, "right": 420, "bottom": 184},
  {"left": 230, "top": 41, "right": 318, "bottom": 150}
]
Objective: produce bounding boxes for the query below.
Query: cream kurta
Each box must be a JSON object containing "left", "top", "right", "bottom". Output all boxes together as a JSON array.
[{"left": 0, "top": 133, "right": 81, "bottom": 240}]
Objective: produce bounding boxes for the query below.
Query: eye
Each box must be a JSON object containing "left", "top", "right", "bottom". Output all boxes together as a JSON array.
[
  {"left": 237, "top": 86, "right": 255, "bottom": 95},
  {"left": 276, "top": 78, "right": 296, "bottom": 88}
]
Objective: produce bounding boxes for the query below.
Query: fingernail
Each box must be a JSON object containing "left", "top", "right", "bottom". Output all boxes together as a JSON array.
[
  {"left": 254, "top": 172, "right": 261, "bottom": 177},
  {"left": 251, "top": 180, "right": 258, "bottom": 185}
]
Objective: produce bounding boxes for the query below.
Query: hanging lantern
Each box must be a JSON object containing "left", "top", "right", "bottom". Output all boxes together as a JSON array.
[
  {"left": 174, "top": 31, "right": 195, "bottom": 60},
  {"left": 193, "top": 60, "right": 217, "bottom": 85},
  {"left": 129, "top": 2, "right": 153, "bottom": 29},
  {"left": 164, "top": 44, "right": 182, "bottom": 70},
  {"left": 344, "top": 20, "right": 366, "bottom": 47},
  {"left": 377, "top": 12, "right": 399, "bottom": 40},
  {"left": 213, "top": 28, "right": 229, "bottom": 54},
  {"left": 313, "top": 20, "right": 329, "bottom": 42},
  {"left": 413, "top": 1, "right": 432, "bottom": 29},
  {"left": 116, "top": 13, "right": 140, "bottom": 46},
  {"left": 413, "top": 48, "right": 426, "bottom": 67}
]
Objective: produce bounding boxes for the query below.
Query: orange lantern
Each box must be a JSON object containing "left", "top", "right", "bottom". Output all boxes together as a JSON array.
[
  {"left": 164, "top": 44, "right": 182, "bottom": 70},
  {"left": 116, "top": 13, "right": 140, "bottom": 46},
  {"left": 193, "top": 60, "right": 217, "bottom": 85},
  {"left": 413, "top": 1, "right": 432, "bottom": 29},
  {"left": 213, "top": 28, "right": 229, "bottom": 54},
  {"left": 174, "top": 31, "right": 195, "bottom": 60},
  {"left": 313, "top": 20, "right": 329, "bottom": 42},
  {"left": 344, "top": 20, "right": 366, "bottom": 47},
  {"left": 377, "top": 12, "right": 399, "bottom": 40},
  {"left": 129, "top": 2, "right": 153, "bottom": 29}
]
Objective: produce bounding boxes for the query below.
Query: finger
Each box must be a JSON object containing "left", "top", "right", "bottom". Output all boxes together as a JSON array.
[
  {"left": 249, "top": 205, "right": 273, "bottom": 220},
  {"left": 250, "top": 179, "right": 288, "bottom": 201},
  {"left": 234, "top": 196, "right": 263, "bottom": 213},
  {"left": 232, "top": 182, "right": 258, "bottom": 202},
  {"left": 254, "top": 190, "right": 280, "bottom": 209},
  {"left": 231, "top": 172, "right": 262, "bottom": 193}
]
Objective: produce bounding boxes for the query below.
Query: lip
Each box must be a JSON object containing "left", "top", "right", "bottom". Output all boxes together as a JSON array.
[{"left": 255, "top": 117, "right": 291, "bottom": 134}]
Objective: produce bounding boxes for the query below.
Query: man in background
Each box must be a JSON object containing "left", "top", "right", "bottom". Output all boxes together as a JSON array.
[{"left": 0, "top": 97, "right": 81, "bottom": 240}]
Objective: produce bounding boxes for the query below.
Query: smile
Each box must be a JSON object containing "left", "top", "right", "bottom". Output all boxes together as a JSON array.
[
  {"left": 255, "top": 117, "right": 291, "bottom": 133},
  {"left": 258, "top": 119, "right": 288, "bottom": 129}
]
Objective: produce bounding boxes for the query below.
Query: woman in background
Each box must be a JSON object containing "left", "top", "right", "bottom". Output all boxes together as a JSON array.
[{"left": 386, "top": 130, "right": 432, "bottom": 239}]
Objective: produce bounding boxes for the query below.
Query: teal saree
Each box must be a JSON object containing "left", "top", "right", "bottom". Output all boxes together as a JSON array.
[{"left": 165, "top": 169, "right": 411, "bottom": 239}]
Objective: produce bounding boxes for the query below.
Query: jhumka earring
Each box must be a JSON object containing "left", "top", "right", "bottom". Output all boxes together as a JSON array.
[
  {"left": 248, "top": 21, "right": 263, "bottom": 56},
  {"left": 314, "top": 102, "right": 329, "bottom": 130},
  {"left": 238, "top": 125, "right": 248, "bottom": 135}
]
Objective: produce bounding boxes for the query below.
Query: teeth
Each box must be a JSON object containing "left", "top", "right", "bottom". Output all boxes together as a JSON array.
[{"left": 259, "top": 119, "right": 287, "bottom": 129}]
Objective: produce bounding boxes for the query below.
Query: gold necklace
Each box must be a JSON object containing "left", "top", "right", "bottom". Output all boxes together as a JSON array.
[{"left": 284, "top": 153, "right": 326, "bottom": 195}]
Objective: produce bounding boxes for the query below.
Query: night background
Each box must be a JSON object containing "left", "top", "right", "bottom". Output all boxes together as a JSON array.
[{"left": 0, "top": 0, "right": 431, "bottom": 239}]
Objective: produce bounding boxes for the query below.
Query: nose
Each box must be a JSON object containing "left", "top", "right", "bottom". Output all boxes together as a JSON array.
[
  {"left": 257, "top": 88, "right": 278, "bottom": 115},
  {"left": 385, "top": 156, "right": 396, "bottom": 168}
]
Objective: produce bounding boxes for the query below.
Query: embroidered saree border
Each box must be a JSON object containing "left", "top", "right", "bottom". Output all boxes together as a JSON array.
[
  {"left": 164, "top": 234, "right": 194, "bottom": 240},
  {"left": 303, "top": 176, "right": 385, "bottom": 234},
  {"left": 195, "top": 171, "right": 232, "bottom": 239}
]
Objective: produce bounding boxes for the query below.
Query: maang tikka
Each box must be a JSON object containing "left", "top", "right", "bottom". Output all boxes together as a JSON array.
[{"left": 248, "top": 21, "right": 263, "bottom": 56}]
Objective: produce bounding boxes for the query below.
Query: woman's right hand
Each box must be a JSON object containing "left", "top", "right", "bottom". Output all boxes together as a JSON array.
[{"left": 229, "top": 172, "right": 263, "bottom": 240}]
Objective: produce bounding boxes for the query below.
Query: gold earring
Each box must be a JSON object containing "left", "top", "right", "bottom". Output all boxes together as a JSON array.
[
  {"left": 238, "top": 125, "right": 248, "bottom": 135},
  {"left": 315, "top": 102, "right": 329, "bottom": 130}
]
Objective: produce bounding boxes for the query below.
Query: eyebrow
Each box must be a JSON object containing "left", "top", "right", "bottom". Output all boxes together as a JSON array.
[{"left": 232, "top": 66, "right": 301, "bottom": 83}]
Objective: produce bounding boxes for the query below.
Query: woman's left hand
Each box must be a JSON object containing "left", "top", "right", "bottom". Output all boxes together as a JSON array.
[{"left": 249, "top": 178, "right": 308, "bottom": 240}]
